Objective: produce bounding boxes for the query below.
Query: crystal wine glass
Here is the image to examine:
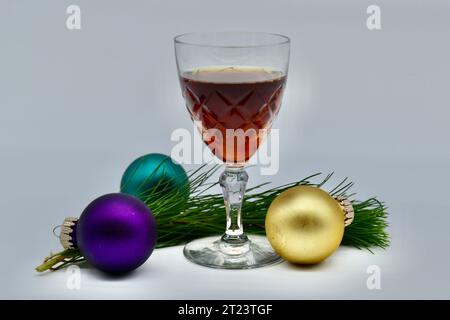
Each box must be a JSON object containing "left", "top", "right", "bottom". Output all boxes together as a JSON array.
[{"left": 175, "top": 32, "right": 290, "bottom": 269}]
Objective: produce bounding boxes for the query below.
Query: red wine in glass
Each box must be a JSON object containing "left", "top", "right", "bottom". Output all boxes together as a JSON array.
[{"left": 180, "top": 66, "right": 286, "bottom": 164}]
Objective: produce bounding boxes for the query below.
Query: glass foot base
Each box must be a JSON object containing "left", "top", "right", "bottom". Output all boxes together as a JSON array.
[{"left": 183, "top": 235, "right": 282, "bottom": 269}]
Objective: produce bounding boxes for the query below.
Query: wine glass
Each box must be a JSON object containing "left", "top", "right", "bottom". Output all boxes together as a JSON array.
[{"left": 175, "top": 32, "right": 290, "bottom": 269}]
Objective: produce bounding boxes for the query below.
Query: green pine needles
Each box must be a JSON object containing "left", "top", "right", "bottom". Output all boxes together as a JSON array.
[{"left": 36, "top": 166, "right": 389, "bottom": 272}]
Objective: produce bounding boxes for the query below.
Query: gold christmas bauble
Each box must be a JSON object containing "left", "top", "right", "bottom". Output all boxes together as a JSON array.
[{"left": 265, "top": 185, "right": 346, "bottom": 264}]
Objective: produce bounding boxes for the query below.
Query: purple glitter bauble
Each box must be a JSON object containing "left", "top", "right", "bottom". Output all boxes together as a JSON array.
[{"left": 76, "top": 193, "right": 157, "bottom": 273}]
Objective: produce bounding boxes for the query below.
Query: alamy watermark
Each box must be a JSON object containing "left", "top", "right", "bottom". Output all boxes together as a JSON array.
[
  {"left": 171, "top": 121, "right": 280, "bottom": 175},
  {"left": 66, "top": 265, "right": 81, "bottom": 290},
  {"left": 366, "top": 5, "right": 381, "bottom": 30},
  {"left": 66, "top": 5, "right": 81, "bottom": 30},
  {"left": 366, "top": 265, "right": 381, "bottom": 290}
]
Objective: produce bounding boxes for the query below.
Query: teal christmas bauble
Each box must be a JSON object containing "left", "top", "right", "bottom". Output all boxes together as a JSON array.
[{"left": 120, "top": 153, "right": 189, "bottom": 202}]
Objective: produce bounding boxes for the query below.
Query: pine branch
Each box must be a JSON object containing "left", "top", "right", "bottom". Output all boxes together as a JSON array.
[{"left": 35, "top": 249, "right": 85, "bottom": 272}]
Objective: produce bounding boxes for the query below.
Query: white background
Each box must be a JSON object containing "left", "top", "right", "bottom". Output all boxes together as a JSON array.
[{"left": 1, "top": 0, "right": 449, "bottom": 299}]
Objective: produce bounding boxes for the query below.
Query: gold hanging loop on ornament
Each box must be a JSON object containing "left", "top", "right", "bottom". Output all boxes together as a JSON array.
[
  {"left": 59, "top": 217, "right": 79, "bottom": 249},
  {"left": 334, "top": 196, "right": 354, "bottom": 226}
]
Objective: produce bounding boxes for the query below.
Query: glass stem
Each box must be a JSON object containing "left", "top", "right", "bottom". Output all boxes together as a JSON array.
[{"left": 219, "top": 165, "right": 249, "bottom": 254}]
